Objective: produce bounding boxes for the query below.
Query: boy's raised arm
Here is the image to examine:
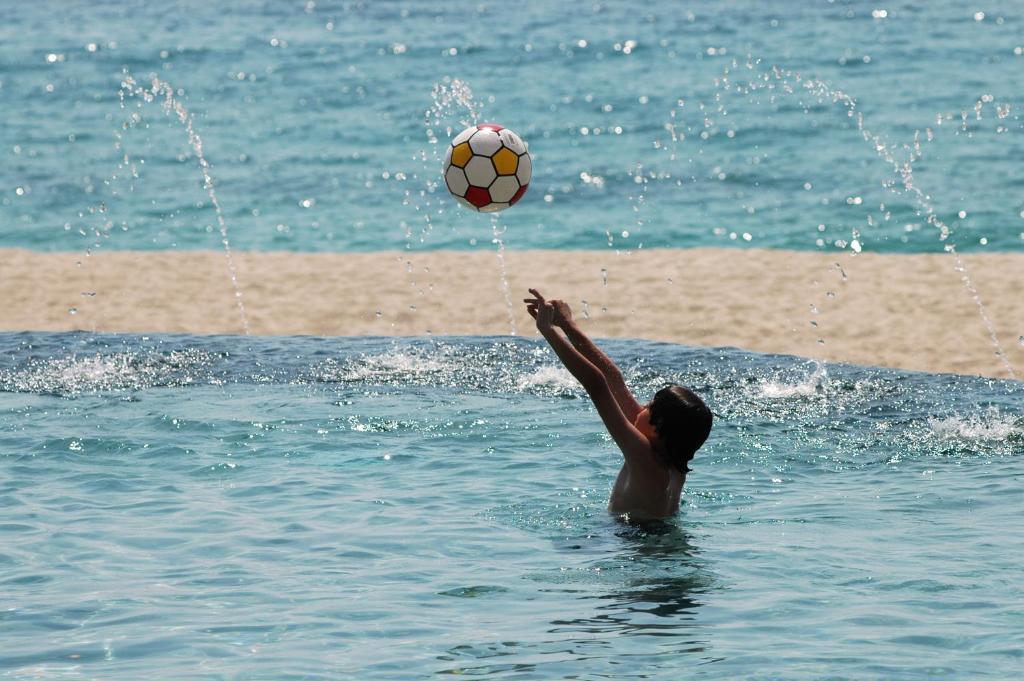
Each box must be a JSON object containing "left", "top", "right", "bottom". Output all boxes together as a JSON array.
[
  {"left": 559, "top": 316, "right": 642, "bottom": 422},
  {"left": 526, "top": 293, "right": 642, "bottom": 421},
  {"left": 525, "top": 289, "right": 655, "bottom": 469}
]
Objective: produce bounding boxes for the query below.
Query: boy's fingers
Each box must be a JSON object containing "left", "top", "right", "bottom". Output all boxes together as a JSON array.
[{"left": 528, "top": 288, "right": 545, "bottom": 302}]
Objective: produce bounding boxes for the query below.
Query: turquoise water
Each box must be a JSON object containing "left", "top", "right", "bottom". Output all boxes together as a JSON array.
[
  {"left": 4, "top": 3, "right": 1024, "bottom": 676},
  {"left": 1, "top": 332, "right": 1022, "bottom": 678},
  {"left": 3, "top": 0, "right": 1024, "bottom": 253}
]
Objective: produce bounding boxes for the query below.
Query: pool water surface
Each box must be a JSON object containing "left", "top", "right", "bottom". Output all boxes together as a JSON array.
[{"left": 1, "top": 332, "right": 1021, "bottom": 678}]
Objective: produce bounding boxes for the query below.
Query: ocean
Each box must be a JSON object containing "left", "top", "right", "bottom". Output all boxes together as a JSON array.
[{"left": 2, "top": 0, "right": 1023, "bottom": 253}]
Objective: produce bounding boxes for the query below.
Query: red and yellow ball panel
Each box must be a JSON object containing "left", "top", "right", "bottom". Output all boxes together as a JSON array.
[{"left": 443, "top": 123, "right": 531, "bottom": 212}]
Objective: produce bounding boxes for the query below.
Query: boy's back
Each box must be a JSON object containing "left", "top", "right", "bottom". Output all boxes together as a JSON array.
[{"left": 609, "top": 462, "right": 685, "bottom": 520}]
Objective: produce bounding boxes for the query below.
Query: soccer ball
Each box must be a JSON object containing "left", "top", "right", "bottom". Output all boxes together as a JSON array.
[{"left": 443, "top": 123, "right": 531, "bottom": 212}]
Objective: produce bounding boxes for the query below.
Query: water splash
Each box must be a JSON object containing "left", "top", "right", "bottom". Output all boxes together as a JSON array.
[
  {"left": 515, "top": 365, "right": 578, "bottom": 395},
  {"left": 0, "top": 348, "right": 216, "bottom": 396},
  {"left": 405, "top": 78, "right": 485, "bottom": 245},
  {"left": 625, "top": 161, "right": 647, "bottom": 247},
  {"left": 928, "top": 407, "right": 1022, "bottom": 443},
  {"left": 712, "top": 59, "right": 1016, "bottom": 379},
  {"left": 316, "top": 350, "right": 454, "bottom": 384},
  {"left": 393, "top": 79, "right": 488, "bottom": 325},
  {"left": 491, "top": 218, "right": 517, "bottom": 335},
  {"left": 119, "top": 72, "right": 250, "bottom": 335},
  {"left": 754, "top": 363, "right": 828, "bottom": 399},
  {"left": 426, "top": 78, "right": 484, "bottom": 147}
]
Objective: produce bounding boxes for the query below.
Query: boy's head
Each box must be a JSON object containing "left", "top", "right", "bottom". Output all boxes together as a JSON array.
[{"left": 643, "top": 384, "right": 712, "bottom": 473}]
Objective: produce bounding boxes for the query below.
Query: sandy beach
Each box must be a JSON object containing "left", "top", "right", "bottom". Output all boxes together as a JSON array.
[{"left": 1, "top": 247, "right": 1021, "bottom": 379}]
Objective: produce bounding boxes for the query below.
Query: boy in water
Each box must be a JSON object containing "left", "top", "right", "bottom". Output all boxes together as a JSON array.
[{"left": 524, "top": 289, "right": 712, "bottom": 520}]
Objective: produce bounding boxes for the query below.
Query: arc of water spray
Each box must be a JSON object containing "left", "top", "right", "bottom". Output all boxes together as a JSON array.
[
  {"left": 714, "top": 61, "right": 1016, "bottom": 379},
  {"left": 120, "top": 72, "right": 251, "bottom": 335},
  {"left": 420, "top": 79, "right": 518, "bottom": 335},
  {"left": 490, "top": 218, "right": 517, "bottom": 335}
]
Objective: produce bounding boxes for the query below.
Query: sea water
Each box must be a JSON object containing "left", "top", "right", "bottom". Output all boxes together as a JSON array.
[
  {"left": 2, "top": 0, "right": 1024, "bottom": 253},
  {"left": 1, "top": 332, "right": 1022, "bottom": 678}
]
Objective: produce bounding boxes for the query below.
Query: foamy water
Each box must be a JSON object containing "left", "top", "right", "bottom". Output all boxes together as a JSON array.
[
  {"left": 929, "top": 407, "right": 1022, "bottom": 443},
  {"left": 0, "top": 348, "right": 216, "bottom": 396},
  {"left": 754, "top": 364, "right": 828, "bottom": 398},
  {"left": 515, "top": 365, "right": 579, "bottom": 394}
]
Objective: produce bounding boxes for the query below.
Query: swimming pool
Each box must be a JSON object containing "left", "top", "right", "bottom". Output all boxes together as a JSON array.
[{"left": 1, "top": 332, "right": 1020, "bottom": 678}]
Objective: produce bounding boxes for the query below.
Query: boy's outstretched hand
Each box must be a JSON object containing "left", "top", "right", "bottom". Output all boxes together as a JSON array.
[{"left": 524, "top": 288, "right": 573, "bottom": 331}]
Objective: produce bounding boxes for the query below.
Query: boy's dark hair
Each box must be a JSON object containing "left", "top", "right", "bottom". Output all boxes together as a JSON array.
[{"left": 647, "top": 384, "right": 712, "bottom": 474}]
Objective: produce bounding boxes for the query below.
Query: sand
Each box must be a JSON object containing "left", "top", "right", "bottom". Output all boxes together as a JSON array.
[{"left": 1, "top": 247, "right": 1021, "bottom": 379}]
